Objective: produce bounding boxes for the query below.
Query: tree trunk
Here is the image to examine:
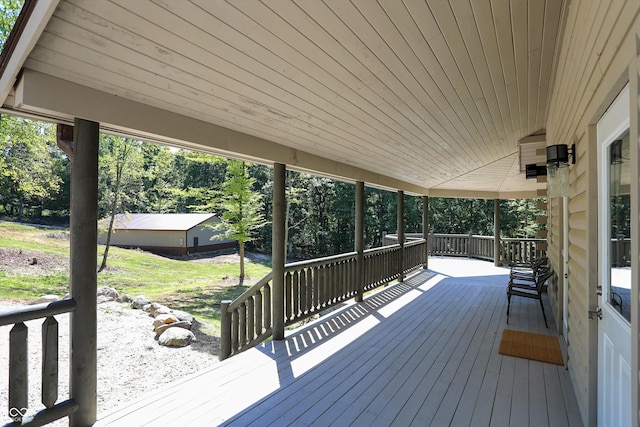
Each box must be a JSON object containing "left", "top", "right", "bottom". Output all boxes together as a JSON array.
[
  {"left": 18, "top": 194, "right": 23, "bottom": 222},
  {"left": 98, "top": 202, "right": 117, "bottom": 273},
  {"left": 98, "top": 162, "right": 124, "bottom": 273},
  {"left": 239, "top": 241, "right": 245, "bottom": 284}
]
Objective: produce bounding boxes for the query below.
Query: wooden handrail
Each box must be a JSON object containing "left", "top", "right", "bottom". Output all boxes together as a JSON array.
[
  {"left": 220, "top": 240, "right": 428, "bottom": 360},
  {"left": 228, "top": 272, "right": 273, "bottom": 312},
  {"left": 285, "top": 251, "right": 357, "bottom": 270},
  {"left": 0, "top": 299, "right": 77, "bottom": 326},
  {"left": 385, "top": 233, "right": 546, "bottom": 266},
  {"left": 0, "top": 299, "right": 77, "bottom": 424}
]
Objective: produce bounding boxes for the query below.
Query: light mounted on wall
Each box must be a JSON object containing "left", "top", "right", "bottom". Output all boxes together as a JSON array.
[
  {"left": 546, "top": 143, "right": 575, "bottom": 197},
  {"left": 525, "top": 164, "right": 547, "bottom": 179}
]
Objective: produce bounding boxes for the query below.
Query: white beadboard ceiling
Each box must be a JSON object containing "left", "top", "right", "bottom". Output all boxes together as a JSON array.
[{"left": 3, "top": 0, "right": 564, "bottom": 197}]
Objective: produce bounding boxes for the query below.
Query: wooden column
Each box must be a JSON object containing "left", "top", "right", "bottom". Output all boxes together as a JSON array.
[
  {"left": 272, "top": 163, "right": 286, "bottom": 340},
  {"left": 397, "top": 191, "right": 405, "bottom": 282},
  {"left": 355, "top": 181, "right": 365, "bottom": 302},
  {"left": 422, "top": 196, "right": 429, "bottom": 269},
  {"left": 494, "top": 199, "right": 501, "bottom": 266},
  {"left": 69, "top": 118, "right": 99, "bottom": 426}
]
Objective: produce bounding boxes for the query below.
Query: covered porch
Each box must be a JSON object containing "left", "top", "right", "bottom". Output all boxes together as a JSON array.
[{"left": 96, "top": 258, "right": 582, "bottom": 426}]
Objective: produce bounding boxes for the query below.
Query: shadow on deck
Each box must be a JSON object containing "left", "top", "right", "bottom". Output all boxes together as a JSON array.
[{"left": 96, "top": 258, "right": 582, "bottom": 427}]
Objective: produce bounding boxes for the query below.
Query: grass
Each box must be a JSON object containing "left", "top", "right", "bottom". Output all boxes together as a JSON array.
[{"left": 0, "top": 222, "right": 272, "bottom": 335}]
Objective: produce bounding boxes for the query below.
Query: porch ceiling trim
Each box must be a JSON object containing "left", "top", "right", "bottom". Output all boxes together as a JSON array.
[
  {"left": 0, "top": 0, "right": 59, "bottom": 105},
  {"left": 12, "top": 69, "right": 438, "bottom": 195}
]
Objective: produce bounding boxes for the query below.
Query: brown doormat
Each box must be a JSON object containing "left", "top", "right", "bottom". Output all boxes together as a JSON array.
[{"left": 499, "top": 329, "right": 564, "bottom": 365}]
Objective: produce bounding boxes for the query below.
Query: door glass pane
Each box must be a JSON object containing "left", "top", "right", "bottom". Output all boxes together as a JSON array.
[{"left": 609, "top": 129, "right": 631, "bottom": 323}]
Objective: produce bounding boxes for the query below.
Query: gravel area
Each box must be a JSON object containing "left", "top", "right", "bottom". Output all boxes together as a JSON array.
[{"left": 0, "top": 299, "right": 220, "bottom": 425}]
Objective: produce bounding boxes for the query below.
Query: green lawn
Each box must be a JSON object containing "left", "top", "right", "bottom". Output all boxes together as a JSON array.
[{"left": 0, "top": 222, "right": 272, "bottom": 335}]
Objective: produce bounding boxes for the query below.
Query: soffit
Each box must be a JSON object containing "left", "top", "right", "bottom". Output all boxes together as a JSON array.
[{"left": 7, "top": 0, "right": 564, "bottom": 197}]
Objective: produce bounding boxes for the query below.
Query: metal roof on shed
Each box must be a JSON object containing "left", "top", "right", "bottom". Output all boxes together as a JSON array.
[{"left": 109, "top": 213, "right": 217, "bottom": 231}]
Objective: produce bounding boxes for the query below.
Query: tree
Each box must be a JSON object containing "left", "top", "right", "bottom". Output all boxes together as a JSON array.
[
  {"left": 98, "top": 136, "right": 144, "bottom": 272},
  {"left": 0, "top": 116, "right": 61, "bottom": 220},
  {"left": 212, "top": 160, "right": 266, "bottom": 282},
  {"left": 0, "top": 0, "right": 23, "bottom": 51}
]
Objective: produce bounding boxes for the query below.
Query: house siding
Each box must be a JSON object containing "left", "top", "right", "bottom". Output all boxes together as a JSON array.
[
  {"left": 98, "top": 217, "right": 235, "bottom": 255},
  {"left": 546, "top": 1, "right": 640, "bottom": 425},
  {"left": 547, "top": 195, "right": 561, "bottom": 333},
  {"left": 186, "top": 220, "right": 235, "bottom": 252},
  {"left": 98, "top": 229, "right": 185, "bottom": 249}
]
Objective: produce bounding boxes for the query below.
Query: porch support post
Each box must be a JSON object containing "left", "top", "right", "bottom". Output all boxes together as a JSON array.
[
  {"left": 69, "top": 118, "right": 99, "bottom": 426},
  {"left": 397, "top": 191, "right": 405, "bottom": 282},
  {"left": 355, "top": 181, "right": 365, "bottom": 302},
  {"left": 272, "top": 163, "right": 286, "bottom": 340},
  {"left": 494, "top": 199, "right": 500, "bottom": 266},
  {"left": 422, "top": 196, "right": 429, "bottom": 269}
]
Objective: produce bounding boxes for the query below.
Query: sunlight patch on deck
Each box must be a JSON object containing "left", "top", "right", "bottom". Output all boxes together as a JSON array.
[
  {"left": 290, "top": 315, "right": 380, "bottom": 378},
  {"left": 376, "top": 274, "right": 444, "bottom": 318}
]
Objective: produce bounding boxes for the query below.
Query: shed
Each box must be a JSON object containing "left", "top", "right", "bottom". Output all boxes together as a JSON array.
[{"left": 97, "top": 213, "right": 235, "bottom": 256}]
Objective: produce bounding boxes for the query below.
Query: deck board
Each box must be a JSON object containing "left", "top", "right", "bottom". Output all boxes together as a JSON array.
[{"left": 95, "top": 258, "right": 583, "bottom": 427}]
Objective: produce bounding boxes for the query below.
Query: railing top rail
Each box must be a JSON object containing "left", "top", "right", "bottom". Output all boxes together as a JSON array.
[
  {"left": 471, "top": 235, "right": 494, "bottom": 240},
  {"left": 285, "top": 251, "right": 358, "bottom": 270},
  {"left": 404, "top": 238, "right": 426, "bottom": 247},
  {"left": 228, "top": 271, "right": 273, "bottom": 311},
  {"left": 364, "top": 243, "right": 400, "bottom": 256},
  {"left": 0, "top": 298, "right": 77, "bottom": 327},
  {"left": 501, "top": 237, "right": 546, "bottom": 242}
]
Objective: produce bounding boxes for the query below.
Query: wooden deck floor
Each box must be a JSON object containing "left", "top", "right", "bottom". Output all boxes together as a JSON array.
[{"left": 96, "top": 258, "right": 583, "bottom": 427}]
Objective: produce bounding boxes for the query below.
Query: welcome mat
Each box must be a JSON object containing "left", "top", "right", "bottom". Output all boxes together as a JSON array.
[{"left": 499, "top": 329, "right": 564, "bottom": 365}]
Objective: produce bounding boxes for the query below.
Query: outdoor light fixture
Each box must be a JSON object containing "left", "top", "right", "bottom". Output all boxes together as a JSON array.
[
  {"left": 610, "top": 139, "right": 623, "bottom": 196},
  {"left": 525, "top": 164, "right": 547, "bottom": 179},
  {"left": 546, "top": 143, "right": 575, "bottom": 197}
]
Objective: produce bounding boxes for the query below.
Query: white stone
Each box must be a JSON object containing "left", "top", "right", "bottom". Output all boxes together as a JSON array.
[{"left": 158, "top": 328, "right": 195, "bottom": 347}]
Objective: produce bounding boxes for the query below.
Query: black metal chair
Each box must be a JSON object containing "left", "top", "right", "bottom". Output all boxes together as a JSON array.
[{"left": 506, "top": 265, "right": 553, "bottom": 328}]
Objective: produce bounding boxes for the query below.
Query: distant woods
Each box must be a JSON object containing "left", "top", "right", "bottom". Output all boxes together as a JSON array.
[{"left": 0, "top": 117, "right": 544, "bottom": 260}]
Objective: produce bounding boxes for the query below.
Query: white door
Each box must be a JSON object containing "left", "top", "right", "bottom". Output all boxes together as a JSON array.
[{"left": 597, "top": 85, "right": 632, "bottom": 426}]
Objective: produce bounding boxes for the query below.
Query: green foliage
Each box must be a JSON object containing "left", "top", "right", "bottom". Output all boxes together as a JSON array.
[
  {"left": 498, "top": 199, "right": 545, "bottom": 238},
  {"left": 213, "top": 160, "right": 266, "bottom": 243},
  {"left": 211, "top": 160, "right": 267, "bottom": 279},
  {"left": 0, "top": 116, "right": 62, "bottom": 220},
  {"left": 0, "top": 0, "right": 23, "bottom": 51},
  {"left": 98, "top": 135, "right": 145, "bottom": 218}
]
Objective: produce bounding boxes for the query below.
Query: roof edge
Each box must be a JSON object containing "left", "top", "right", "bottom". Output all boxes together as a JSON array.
[{"left": 0, "top": 0, "right": 58, "bottom": 105}]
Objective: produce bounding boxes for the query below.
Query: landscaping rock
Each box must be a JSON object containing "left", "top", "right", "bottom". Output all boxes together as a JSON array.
[
  {"left": 117, "top": 294, "right": 132, "bottom": 303},
  {"left": 154, "top": 320, "right": 193, "bottom": 336},
  {"left": 31, "top": 295, "right": 59, "bottom": 305},
  {"left": 158, "top": 328, "right": 195, "bottom": 347},
  {"left": 97, "top": 286, "right": 119, "bottom": 302},
  {"left": 152, "top": 314, "right": 179, "bottom": 329},
  {"left": 97, "top": 295, "right": 112, "bottom": 304},
  {"left": 149, "top": 303, "right": 171, "bottom": 317},
  {"left": 131, "top": 295, "right": 151, "bottom": 309},
  {"left": 171, "top": 310, "right": 194, "bottom": 323}
]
